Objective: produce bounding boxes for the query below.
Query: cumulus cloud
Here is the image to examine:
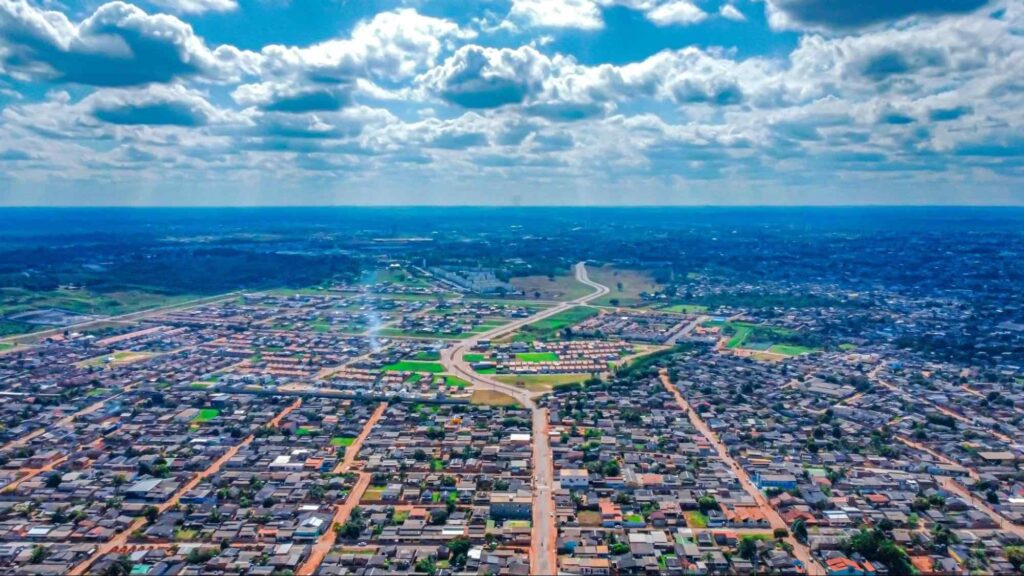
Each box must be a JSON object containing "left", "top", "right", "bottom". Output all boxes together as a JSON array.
[
  {"left": 421, "top": 45, "right": 551, "bottom": 109},
  {"left": 87, "top": 85, "right": 218, "bottom": 126},
  {"left": 258, "top": 9, "right": 471, "bottom": 85},
  {"left": 508, "top": 0, "right": 604, "bottom": 30},
  {"left": 147, "top": 0, "right": 237, "bottom": 15},
  {"left": 233, "top": 82, "right": 353, "bottom": 113},
  {"left": 644, "top": 1, "right": 707, "bottom": 26},
  {"left": 0, "top": 0, "right": 245, "bottom": 86},
  {"left": 767, "top": 0, "right": 993, "bottom": 31}
]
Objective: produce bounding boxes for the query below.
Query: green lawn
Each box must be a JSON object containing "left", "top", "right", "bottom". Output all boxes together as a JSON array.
[
  {"left": 411, "top": 351, "right": 441, "bottom": 361},
  {"left": 685, "top": 511, "right": 709, "bottom": 528},
  {"left": 295, "top": 427, "right": 313, "bottom": 437},
  {"left": 382, "top": 361, "right": 445, "bottom": 373},
  {"left": 515, "top": 351, "right": 559, "bottom": 362},
  {"left": 331, "top": 437, "right": 355, "bottom": 447},
  {"left": 0, "top": 342, "right": 14, "bottom": 352},
  {"left": 463, "top": 353, "right": 487, "bottom": 363},
  {"left": 838, "top": 343, "right": 857, "bottom": 351},
  {"left": 192, "top": 408, "right": 220, "bottom": 423}
]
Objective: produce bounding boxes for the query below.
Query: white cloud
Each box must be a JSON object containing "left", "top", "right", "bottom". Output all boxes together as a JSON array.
[
  {"left": 645, "top": 1, "right": 707, "bottom": 26},
  {"left": 719, "top": 4, "right": 747, "bottom": 22},
  {"left": 147, "top": 0, "right": 237, "bottom": 15},
  {"left": 508, "top": 0, "right": 604, "bottom": 30}
]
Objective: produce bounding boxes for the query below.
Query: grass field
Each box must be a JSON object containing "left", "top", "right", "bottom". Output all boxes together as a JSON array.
[
  {"left": 382, "top": 360, "right": 446, "bottom": 373},
  {"left": 0, "top": 343, "right": 13, "bottom": 352},
  {"left": 838, "top": 343, "right": 857, "bottom": 351},
  {"left": 707, "top": 320, "right": 819, "bottom": 355},
  {"left": 438, "top": 375, "right": 471, "bottom": 388},
  {"left": 470, "top": 389, "right": 519, "bottom": 407},
  {"left": 510, "top": 306, "right": 598, "bottom": 342},
  {"left": 588, "top": 266, "right": 665, "bottom": 307},
  {"left": 192, "top": 408, "right": 220, "bottom": 423},
  {"left": 494, "top": 373, "right": 588, "bottom": 392},
  {"left": 769, "top": 344, "right": 816, "bottom": 356},
  {"left": 685, "top": 511, "right": 709, "bottom": 528},
  {"left": 509, "top": 272, "right": 592, "bottom": 301},
  {"left": 463, "top": 353, "right": 487, "bottom": 363},
  {"left": 661, "top": 303, "right": 708, "bottom": 314},
  {"left": 331, "top": 437, "right": 355, "bottom": 447},
  {"left": 411, "top": 350, "right": 441, "bottom": 361},
  {"left": 515, "top": 351, "right": 559, "bottom": 362}
]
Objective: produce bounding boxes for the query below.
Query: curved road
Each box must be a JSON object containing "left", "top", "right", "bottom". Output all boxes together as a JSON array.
[{"left": 440, "top": 262, "right": 608, "bottom": 576}]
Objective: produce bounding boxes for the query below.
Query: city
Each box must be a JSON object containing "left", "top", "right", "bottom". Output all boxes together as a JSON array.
[{"left": 0, "top": 208, "right": 1022, "bottom": 575}]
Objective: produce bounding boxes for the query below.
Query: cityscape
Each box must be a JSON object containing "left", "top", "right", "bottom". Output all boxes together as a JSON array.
[{"left": 0, "top": 208, "right": 1021, "bottom": 575}]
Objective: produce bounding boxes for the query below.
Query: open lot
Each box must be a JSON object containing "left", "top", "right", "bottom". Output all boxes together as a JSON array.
[
  {"left": 469, "top": 389, "right": 520, "bottom": 406},
  {"left": 587, "top": 266, "right": 665, "bottom": 307},
  {"left": 494, "top": 373, "right": 589, "bottom": 392},
  {"left": 382, "top": 360, "right": 446, "bottom": 373},
  {"left": 508, "top": 306, "right": 599, "bottom": 342},
  {"left": 509, "top": 272, "right": 592, "bottom": 301}
]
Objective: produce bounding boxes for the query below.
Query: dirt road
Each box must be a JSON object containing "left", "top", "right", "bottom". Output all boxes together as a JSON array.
[
  {"left": 300, "top": 402, "right": 386, "bottom": 575},
  {"left": 659, "top": 370, "right": 824, "bottom": 575},
  {"left": 69, "top": 399, "right": 301, "bottom": 575}
]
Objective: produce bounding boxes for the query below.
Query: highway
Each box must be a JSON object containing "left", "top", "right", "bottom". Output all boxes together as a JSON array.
[{"left": 439, "top": 261, "right": 608, "bottom": 576}]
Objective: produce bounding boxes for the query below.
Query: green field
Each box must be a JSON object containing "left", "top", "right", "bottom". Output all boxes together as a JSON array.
[
  {"left": 192, "top": 408, "right": 220, "bottom": 423},
  {"left": 376, "top": 328, "right": 465, "bottom": 340},
  {"left": 511, "top": 306, "right": 599, "bottom": 342},
  {"left": 383, "top": 360, "right": 445, "bottom": 373},
  {"left": 769, "top": 344, "right": 816, "bottom": 356},
  {"left": 515, "top": 352, "right": 559, "bottom": 362},
  {"left": 838, "top": 343, "right": 857, "bottom": 351},
  {"left": 707, "top": 321, "right": 819, "bottom": 355},
  {"left": 411, "top": 350, "right": 441, "bottom": 361},
  {"left": 661, "top": 304, "right": 708, "bottom": 314},
  {"left": 295, "top": 427, "right": 313, "bottom": 437},
  {"left": 438, "top": 375, "right": 471, "bottom": 388},
  {"left": 463, "top": 353, "right": 487, "bottom": 363},
  {"left": 0, "top": 342, "right": 13, "bottom": 352},
  {"left": 331, "top": 437, "right": 355, "bottom": 447}
]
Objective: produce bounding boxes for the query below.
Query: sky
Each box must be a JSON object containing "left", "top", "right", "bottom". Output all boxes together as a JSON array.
[{"left": 0, "top": 0, "right": 1022, "bottom": 206}]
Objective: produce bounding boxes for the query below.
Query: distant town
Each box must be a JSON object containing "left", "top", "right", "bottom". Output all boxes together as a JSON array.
[{"left": 0, "top": 208, "right": 1022, "bottom": 576}]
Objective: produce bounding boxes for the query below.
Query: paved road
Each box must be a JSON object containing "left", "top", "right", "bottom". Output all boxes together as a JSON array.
[
  {"left": 0, "top": 292, "right": 242, "bottom": 345},
  {"left": 659, "top": 370, "right": 825, "bottom": 576},
  {"left": 70, "top": 399, "right": 301, "bottom": 575},
  {"left": 665, "top": 314, "right": 709, "bottom": 345},
  {"left": 439, "top": 262, "right": 607, "bottom": 576}
]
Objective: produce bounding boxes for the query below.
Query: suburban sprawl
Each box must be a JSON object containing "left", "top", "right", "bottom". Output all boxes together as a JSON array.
[{"left": 1, "top": 208, "right": 1023, "bottom": 575}]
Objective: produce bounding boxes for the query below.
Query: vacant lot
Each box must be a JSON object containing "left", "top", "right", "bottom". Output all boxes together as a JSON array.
[
  {"left": 510, "top": 306, "right": 599, "bottom": 342},
  {"left": 588, "top": 266, "right": 665, "bottom": 307},
  {"left": 509, "top": 272, "right": 592, "bottom": 301},
  {"left": 660, "top": 303, "right": 708, "bottom": 314},
  {"left": 470, "top": 389, "right": 519, "bottom": 407},
  {"left": 494, "top": 373, "right": 588, "bottom": 392}
]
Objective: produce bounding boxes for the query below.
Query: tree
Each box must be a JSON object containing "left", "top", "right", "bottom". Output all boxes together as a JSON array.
[
  {"left": 29, "top": 545, "right": 47, "bottom": 564},
  {"left": 697, "top": 495, "right": 718, "bottom": 512},
  {"left": 102, "top": 555, "right": 134, "bottom": 576},
  {"left": 45, "top": 473, "right": 62, "bottom": 488},
  {"left": 429, "top": 508, "right": 449, "bottom": 525},
  {"left": 1006, "top": 546, "right": 1024, "bottom": 570},
  {"left": 736, "top": 536, "right": 759, "bottom": 560},
  {"left": 448, "top": 535, "right": 472, "bottom": 566},
  {"left": 143, "top": 505, "right": 159, "bottom": 523}
]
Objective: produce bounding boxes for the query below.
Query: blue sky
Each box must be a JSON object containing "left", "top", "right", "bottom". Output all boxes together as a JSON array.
[{"left": 0, "top": 0, "right": 1021, "bottom": 205}]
